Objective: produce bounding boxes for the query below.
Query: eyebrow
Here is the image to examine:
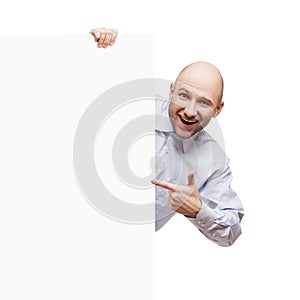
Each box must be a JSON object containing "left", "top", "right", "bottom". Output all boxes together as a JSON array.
[{"left": 177, "top": 88, "right": 214, "bottom": 106}]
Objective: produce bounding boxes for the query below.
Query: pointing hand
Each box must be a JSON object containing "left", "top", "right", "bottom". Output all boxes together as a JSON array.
[{"left": 151, "top": 171, "right": 201, "bottom": 218}]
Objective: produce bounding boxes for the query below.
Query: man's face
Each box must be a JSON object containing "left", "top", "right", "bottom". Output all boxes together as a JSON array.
[{"left": 168, "top": 64, "right": 224, "bottom": 139}]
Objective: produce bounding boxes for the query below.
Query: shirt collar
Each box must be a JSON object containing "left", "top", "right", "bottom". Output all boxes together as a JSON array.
[{"left": 155, "top": 97, "right": 173, "bottom": 132}]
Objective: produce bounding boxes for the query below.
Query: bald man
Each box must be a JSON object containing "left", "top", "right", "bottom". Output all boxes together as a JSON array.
[{"left": 90, "top": 29, "right": 244, "bottom": 246}]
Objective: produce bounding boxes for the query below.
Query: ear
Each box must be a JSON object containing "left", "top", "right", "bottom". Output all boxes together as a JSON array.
[
  {"left": 169, "top": 82, "right": 175, "bottom": 99},
  {"left": 213, "top": 101, "right": 224, "bottom": 118}
]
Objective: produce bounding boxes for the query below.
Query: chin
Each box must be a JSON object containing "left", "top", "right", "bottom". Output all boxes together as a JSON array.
[
  {"left": 174, "top": 127, "right": 195, "bottom": 139},
  {"left": 174, "top": 124, "right": 204, "bottom": 138}
]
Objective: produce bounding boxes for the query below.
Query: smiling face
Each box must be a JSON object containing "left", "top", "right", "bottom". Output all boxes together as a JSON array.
[{"left": 168, "top": 62, "right": 224, "bottom": 138}]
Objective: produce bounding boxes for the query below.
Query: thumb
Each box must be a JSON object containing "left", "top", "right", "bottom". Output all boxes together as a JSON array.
[{"left": 187, "top": 171, "right": 195, "bottom": 186}]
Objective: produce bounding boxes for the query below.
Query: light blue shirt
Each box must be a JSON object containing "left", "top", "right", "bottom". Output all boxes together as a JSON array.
[{"left": 155, "top": 97, "right": 244, "bottom": 246}]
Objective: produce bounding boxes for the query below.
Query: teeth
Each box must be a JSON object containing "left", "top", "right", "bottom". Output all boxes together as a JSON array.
[
  {"left": 180, "top": 116, "right": 197, "bottom": 124},
  {"left": 183, "top": 118, "right": 194, "bottom": 123}
]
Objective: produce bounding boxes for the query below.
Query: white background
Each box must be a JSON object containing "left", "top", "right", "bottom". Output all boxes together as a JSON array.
[{"left": 1, "top": 1, "right": 300, "bottom": 299}]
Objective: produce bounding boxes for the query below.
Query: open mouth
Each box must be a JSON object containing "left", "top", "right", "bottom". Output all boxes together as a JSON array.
[{"left": 178, "top": 115, "right": 198, "bottom": 126}]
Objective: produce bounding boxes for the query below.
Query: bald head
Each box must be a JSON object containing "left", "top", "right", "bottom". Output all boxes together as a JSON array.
[{"left": 176, "top": 61, "right": 224, "bottom": 104}]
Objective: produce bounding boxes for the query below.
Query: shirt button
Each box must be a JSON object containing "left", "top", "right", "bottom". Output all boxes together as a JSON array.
[
  {"left": 212, "top": 233, "right": 216, "bottom": 237},
  {"left": 196, "top": 221, "right": 201, "bottom": 225}
]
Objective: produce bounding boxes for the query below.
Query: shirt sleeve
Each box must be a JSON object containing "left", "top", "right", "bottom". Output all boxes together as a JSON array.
[{"left": 186, "top": 164, "right": 244, "bottom": 247}]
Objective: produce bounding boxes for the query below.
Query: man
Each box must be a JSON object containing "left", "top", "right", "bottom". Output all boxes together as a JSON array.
[{"left": 90, "top": 28, "right": 244, "bottom": 247}]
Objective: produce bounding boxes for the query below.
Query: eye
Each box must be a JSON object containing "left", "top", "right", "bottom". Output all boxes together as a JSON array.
[
  {"left": 179, "top": 92, "right": 189, "bottom": 99},
  {"left": 198, "top": 99, "right": 210, "bottom": 107}
]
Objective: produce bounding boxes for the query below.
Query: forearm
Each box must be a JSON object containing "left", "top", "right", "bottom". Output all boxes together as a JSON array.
[{"left": 187, "top": 203, "right": 243, "bottom": 247}]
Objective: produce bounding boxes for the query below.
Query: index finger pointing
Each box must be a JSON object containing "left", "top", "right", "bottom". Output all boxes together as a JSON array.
[{"left": 151, "top": 179, "right": 176, "bottom": 191}]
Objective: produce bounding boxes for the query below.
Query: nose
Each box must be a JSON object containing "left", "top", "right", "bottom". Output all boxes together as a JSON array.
[{"left": 183, "top": 100, "right": 197, "bottom": 118}]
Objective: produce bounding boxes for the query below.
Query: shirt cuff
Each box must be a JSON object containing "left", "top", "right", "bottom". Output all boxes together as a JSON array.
[{"left": 186, "top": 202, "right": 221, "bottom": 233}]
